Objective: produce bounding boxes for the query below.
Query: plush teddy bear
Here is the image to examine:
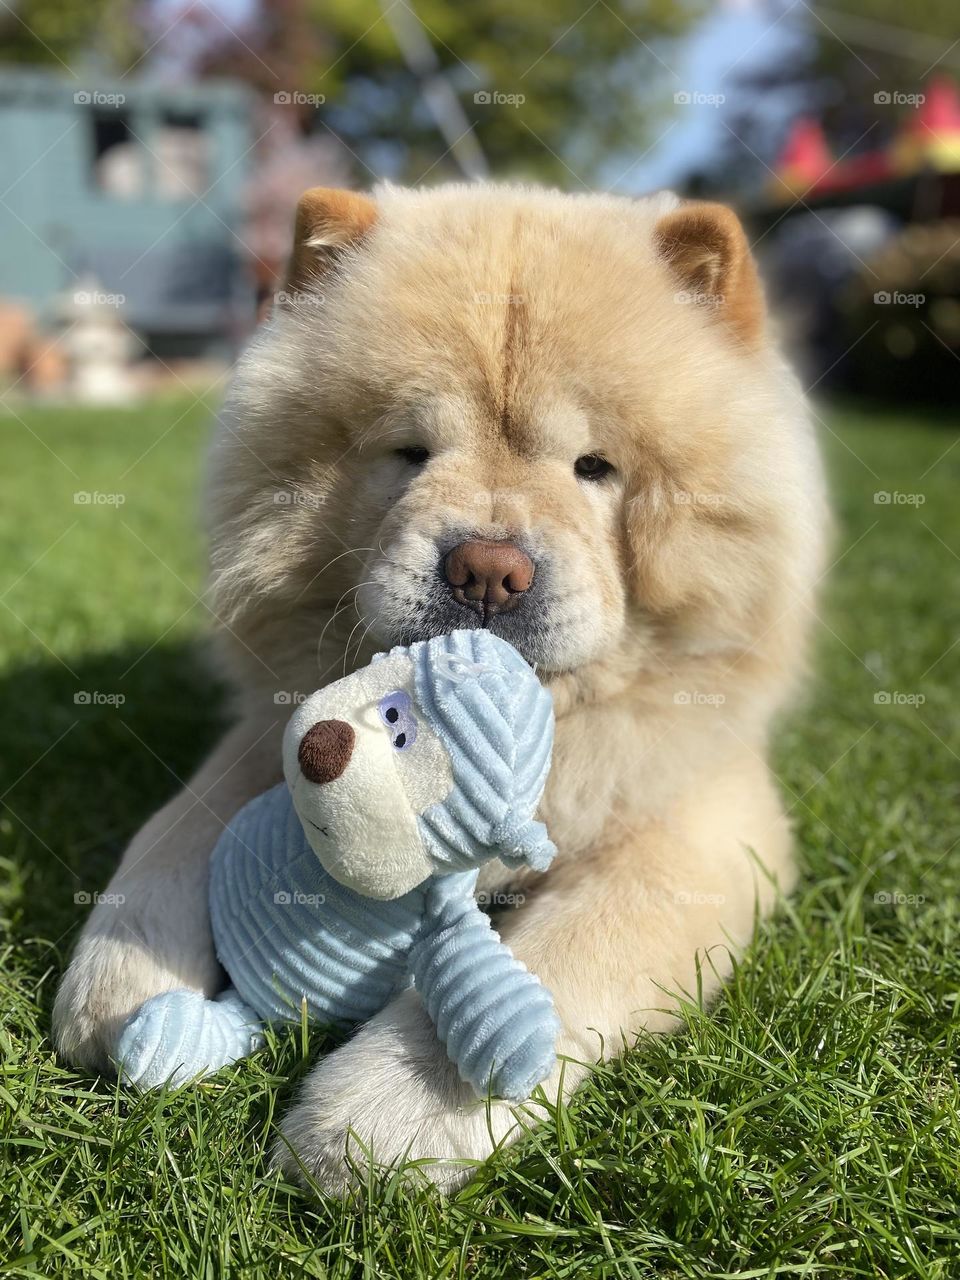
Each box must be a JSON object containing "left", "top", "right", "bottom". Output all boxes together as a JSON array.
[{"left": 117, "top": 630, "right": 560, "bottom": 1102}]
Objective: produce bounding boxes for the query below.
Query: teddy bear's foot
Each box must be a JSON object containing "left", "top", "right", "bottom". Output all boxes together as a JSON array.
[{"left": 116, "top": 987, "right": 265, "bottom": 1089}]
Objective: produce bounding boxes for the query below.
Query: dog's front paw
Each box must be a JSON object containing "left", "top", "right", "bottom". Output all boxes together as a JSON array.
[{"left": 272, "top": 988, "right": 535, "bottom": 1196}]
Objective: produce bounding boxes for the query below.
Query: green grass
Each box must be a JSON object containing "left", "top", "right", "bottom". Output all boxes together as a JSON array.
[{"left": 2, "top": 396, "right": 960, "bottom": 1277}]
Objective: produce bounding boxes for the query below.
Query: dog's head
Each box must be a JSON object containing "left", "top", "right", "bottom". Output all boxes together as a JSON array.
[{"left": 208, "top": 184, "right": 825, "bottom": 711}]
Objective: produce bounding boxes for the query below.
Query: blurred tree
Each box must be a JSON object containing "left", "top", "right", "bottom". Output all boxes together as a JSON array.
[
  {"left": 193, "top": 0, "right": 700, "bottom": 184},
  {"left": 0, "top": 0, "right": 144, "bottom": 71}
]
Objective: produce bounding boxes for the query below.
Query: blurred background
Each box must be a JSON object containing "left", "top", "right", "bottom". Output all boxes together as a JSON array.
[{"left": 1, "top": 0, "right": 958, "bottom": 405}]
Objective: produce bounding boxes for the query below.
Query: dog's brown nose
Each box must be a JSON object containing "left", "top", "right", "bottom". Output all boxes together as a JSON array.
[
  {"left": 443, "top": 540, "right": 535, "bottom": 615},
  {"left": 297, "top": 719, "right": 355, "bottom": 785}
]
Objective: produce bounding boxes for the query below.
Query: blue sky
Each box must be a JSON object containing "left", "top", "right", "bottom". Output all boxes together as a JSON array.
[{"left": 613, "top": 0, "right": 812, "bottom": 195}]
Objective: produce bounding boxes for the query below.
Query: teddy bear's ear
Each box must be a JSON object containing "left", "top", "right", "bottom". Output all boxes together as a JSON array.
[{"left": 282, "top": 187, "right": 378, "bottom": 302}]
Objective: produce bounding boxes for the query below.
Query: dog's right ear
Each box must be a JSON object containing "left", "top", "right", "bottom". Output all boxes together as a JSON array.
[{"left": 282, "top": 187, "right": 378, "bottom": 300}]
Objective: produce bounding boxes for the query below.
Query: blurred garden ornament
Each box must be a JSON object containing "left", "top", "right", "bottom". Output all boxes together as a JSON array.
[{"left": 56, "top": 277, "right": 140, "bottom": 405}]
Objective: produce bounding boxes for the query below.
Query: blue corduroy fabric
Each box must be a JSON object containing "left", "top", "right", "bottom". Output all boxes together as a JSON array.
[
  {"left": 411, "top": 631, "right": 555, "bottom": 873},
  {"left": 116, "top": 632, "right": 559, "bottom": 1100}
]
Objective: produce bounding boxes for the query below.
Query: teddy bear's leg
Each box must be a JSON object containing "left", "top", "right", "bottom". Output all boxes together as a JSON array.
[
  {"left": 53, "top": 719, "right": 284, "bottom": 1072},
  {"left": 117, "top": 986, "right": 266, "bottom": 1090},
  {"left": 410, "top": 893, "right": 559, "bottom": 1101}
]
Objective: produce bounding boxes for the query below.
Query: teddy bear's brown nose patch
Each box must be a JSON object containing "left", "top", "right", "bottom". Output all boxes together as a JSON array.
[{"left": 297, "top": 719, "right": 355, "bottom": 784}]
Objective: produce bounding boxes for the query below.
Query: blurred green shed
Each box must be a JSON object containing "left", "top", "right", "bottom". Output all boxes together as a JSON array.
[{"left": 0, "top": 66, "right": 255, "bottom": 355}]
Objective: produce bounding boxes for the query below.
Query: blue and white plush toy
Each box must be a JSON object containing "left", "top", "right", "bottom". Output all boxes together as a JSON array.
[{"left": 117, "top": 630, "right": 559, "bottom": 1102}]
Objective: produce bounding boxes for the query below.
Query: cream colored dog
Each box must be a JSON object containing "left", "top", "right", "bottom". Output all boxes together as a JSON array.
[{"left": 53, "top": 182, "right": 827, "bottom": 1194}]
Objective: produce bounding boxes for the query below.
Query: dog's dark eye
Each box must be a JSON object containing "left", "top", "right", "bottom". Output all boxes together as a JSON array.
[
  {"left": 574, "top": 454, "right": 614, "bottom": 481},
  {"left": 396, "top": 446, "right": 430, "bottom": 467}
]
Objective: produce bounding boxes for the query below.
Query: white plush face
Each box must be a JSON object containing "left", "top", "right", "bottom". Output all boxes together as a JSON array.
[{"left": 282, "top": 653, "right": 453, "bottom": 899}]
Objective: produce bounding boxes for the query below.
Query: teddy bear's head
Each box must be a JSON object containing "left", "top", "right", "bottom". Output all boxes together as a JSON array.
[{"left": 282, "top": 631, "right": 556, "bottom": 900}]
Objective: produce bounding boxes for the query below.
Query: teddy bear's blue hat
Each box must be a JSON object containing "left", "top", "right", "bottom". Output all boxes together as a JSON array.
[{"left": 398, "top": 630, "right": 556, "bottom": 873}]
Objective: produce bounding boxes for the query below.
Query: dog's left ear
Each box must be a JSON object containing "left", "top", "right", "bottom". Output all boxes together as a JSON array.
[
  {"left": 654, "top": 201, "right": 764, "bottom": 348},
  {"left": 283, "top": 187, "right": 378, "bottom": 299}
]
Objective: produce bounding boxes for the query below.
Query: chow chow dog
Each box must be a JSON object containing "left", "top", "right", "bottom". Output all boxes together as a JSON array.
[{"left": 54, "top": 182, "right": 827, "bottom": 1194}]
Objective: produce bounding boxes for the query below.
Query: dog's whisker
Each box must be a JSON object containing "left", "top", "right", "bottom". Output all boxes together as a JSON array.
[
  {"left": 316, "top": 582, "right": 377, "bottom": 669},
  {"left": 294, "top": 546, "right": 377, "bottom": 604},
  {"left": 340, "top": 605, "right": 370, "bottom": 679}
]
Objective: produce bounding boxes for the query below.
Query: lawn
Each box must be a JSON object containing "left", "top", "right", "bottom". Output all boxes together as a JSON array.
[{"left": 2, "top": 395, "right": 960, "bottom": 1278}]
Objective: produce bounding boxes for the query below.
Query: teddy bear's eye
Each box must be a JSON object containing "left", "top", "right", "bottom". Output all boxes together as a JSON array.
[{"left": 378, "top": 691, "right": 418, "bottom": 750}]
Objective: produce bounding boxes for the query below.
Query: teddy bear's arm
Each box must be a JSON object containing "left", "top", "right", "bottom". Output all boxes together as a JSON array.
[{"left": 409, "top": 875, "right": 559, "bottom": 1102}]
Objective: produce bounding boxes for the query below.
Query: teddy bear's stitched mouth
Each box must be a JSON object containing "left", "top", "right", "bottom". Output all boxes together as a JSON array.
[{"left": 304, "top": 817, "right": 332, "bottom": 841}]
